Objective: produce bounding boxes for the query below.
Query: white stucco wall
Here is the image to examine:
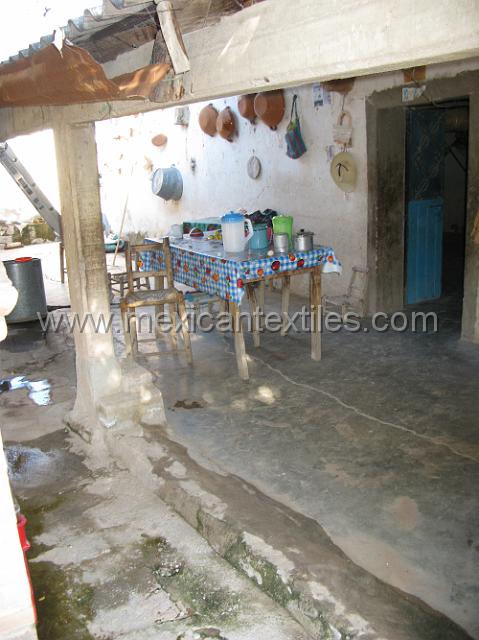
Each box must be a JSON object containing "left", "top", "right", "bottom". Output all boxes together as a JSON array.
[
  {"left": 95, "top": 56, "right": 479, "bottom": 299},
  {"left": 96, "top": 85, "right": 368, "bottom": 298}
]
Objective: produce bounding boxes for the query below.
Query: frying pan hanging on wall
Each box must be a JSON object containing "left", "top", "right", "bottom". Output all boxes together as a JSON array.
[{"left": 247, "top": 155, "right": 261, "bottom": 179}]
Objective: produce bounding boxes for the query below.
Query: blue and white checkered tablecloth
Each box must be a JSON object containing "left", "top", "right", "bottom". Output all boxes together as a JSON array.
[{"left": 142, "top": 238, "right": 341, "bottom": 304}]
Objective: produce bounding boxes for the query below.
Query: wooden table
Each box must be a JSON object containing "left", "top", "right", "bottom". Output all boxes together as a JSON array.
[
  {"left": 229, "top": 268, "right": 323, "bottom": 380},
  {"left": 144, "top": 238, "right": 341, "bottom": 380}
]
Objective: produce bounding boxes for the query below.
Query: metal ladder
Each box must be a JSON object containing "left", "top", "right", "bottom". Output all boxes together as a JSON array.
[{"left": 0, "top": 142, "right": 62, "bottom": 237}]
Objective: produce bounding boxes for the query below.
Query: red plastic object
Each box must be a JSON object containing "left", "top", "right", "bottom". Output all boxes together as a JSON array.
[
  {"left": 16, "top": 513, "right": 37, "bottom": 624},
  {"left": 17, "top": 514, "right": 31, "bottom": 551},
  {"left": 14, "top": 257, "right": 33, "bottom": 263}
]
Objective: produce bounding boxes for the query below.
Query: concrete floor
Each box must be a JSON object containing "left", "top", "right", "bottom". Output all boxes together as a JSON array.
[
  {"left": 127, "top": 289, "right": 479, "bottom": 638},
  {"left": 2, "top": 244, "right": 478, "bottom": 636},
  {"left": 0, "top": 325, "right": 311, "bottom": 640}
]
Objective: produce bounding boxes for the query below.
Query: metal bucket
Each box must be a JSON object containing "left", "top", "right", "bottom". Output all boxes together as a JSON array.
[
  {"left": 3, "top": 257, "right": 47, "bottom": 323},
  {"left": 151, "top": 166, "right": 183, "bottom": 201}
]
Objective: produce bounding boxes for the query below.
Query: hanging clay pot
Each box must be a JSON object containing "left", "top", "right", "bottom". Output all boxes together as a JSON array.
[
  {"left": 238, "top": 94, "right": 256, "bottom": 123},
  {"left": 216, "top": 106, "right": 236, "bottom": 142},
  {"left": 254, "top": 90, "right": 285, "bottom": 130},
  {"left": 199, "top": 103, "right": 218, "bottom": 136},
  {"left": 151, "top": 133, "right": 168, "bottom": 147}
]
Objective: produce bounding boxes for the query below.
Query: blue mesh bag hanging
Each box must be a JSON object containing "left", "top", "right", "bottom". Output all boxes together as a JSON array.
[{"left": 285, "top": 94, "right": 307, "bottom": 159}]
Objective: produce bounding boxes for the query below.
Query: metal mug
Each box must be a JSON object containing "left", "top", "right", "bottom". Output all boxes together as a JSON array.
[{"left": 273, "top": 232, "right": 289, "bottom": 253}]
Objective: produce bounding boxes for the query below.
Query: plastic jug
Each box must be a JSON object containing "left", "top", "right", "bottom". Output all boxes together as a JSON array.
[
  {"left": 249, "top": 223, "right": 270, "bottom": 250},
  {"left": 221, "top": 212, "right": 254, "bottom": 253},
  {"left": 272, "top": 215, "right": 293, "bottom": 243}
]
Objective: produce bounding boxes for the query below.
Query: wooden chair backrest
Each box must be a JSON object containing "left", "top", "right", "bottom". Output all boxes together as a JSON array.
[
  {"left": 347, "top": 266, "right": 369, "bottom": 301},
  {"left": 125, "top": 239, "right": 174, "bottom": 293}
]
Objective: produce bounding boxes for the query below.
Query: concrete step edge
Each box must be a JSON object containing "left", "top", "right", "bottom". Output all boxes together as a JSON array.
[
  {"left": 97, "top": 384, "right": 166, "bottom": 425},
  {"left": 105, "top": 424, "right": 473, "bottom": 640}
]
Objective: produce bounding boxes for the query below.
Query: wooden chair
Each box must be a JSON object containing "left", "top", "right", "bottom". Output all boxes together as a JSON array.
[
  {"left": 106, "top": 243, "right": 150, "bottom": 302},
  {"left": 108, "top": 268, "right": 150, "bottom": 302},
  {"left": 120, "top": 240, "right": 192, "bottom": 362},
  {"left": 322, "top": 266, "right": 369, "bottom": 317}
]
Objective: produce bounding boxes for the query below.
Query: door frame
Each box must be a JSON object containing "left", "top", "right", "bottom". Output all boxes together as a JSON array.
[{"left": 366, "top": 69, "right": 479, "bottom": 342}]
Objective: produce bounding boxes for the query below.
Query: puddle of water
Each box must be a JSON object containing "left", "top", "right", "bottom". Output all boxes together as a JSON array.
[
  {"left": 6, "top": 444, "right": 58, "bottom": 485},
  {"left": 0, "top": 375, "right": 51, "bottom": 406}
]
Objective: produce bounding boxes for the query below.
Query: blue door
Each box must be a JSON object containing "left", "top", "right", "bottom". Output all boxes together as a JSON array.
[
  {"left": 406, "top": 108, "right": 445, "bottom": 304},
  {"left": 406, "top": 198, "right": 443, "bottom": 303}
]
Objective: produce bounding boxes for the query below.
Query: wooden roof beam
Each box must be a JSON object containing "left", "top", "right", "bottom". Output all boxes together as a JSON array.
[
  {"left": 154, "top": 0, "right": 190, "bottom": 74},
  {"left": 1, "top": 0, "right": 479, "bottom": 138}
]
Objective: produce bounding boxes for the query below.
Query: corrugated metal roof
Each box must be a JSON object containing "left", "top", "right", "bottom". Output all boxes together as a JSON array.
[{"left": 2, "top": 0, "right": 241, "bottom": 66}]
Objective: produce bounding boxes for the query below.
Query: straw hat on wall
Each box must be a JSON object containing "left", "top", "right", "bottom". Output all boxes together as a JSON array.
[{"left": 330, "top": 151, "right": 357, "bottom": 192}]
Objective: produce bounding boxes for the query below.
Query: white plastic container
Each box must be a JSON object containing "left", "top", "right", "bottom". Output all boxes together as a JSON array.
[{"left": 221, "top": 212, "right": 254, "bottom": 253}]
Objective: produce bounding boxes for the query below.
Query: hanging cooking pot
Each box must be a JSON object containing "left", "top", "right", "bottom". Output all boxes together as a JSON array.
[
  {"left": 216, "top": 106, "right": 236, "bottom": 142},
  {"left": 238, "top": 94, "right": 256, "bottom": 123},
  {"left": 254, "top": 90, "right": 285, "bottom": 130},
  {"left": 151, "top": 166, "right": 183, "bottom": 201},
  {"left": 199, "top": 103, "right": 218, "bottom": 136}
]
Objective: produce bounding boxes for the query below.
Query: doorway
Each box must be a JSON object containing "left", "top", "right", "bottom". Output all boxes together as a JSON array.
[{"left": 404, "top": 101, "right": 469, "bottom": 306}]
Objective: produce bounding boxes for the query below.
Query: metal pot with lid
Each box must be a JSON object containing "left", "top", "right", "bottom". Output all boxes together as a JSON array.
[{"left": 294, "top": 229, "right": 314, "bottom": 251}]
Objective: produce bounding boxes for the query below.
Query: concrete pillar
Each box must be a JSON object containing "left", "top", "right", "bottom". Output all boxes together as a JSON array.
[{"left": 54, "top": 120, "right": 121, "bottom": 434}]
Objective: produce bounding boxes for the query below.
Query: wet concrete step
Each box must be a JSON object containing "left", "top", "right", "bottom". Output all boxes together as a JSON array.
[
  {"left": 97, "top": 384, "right": 165, "bottom": 428},
  {"left": 96, "top": 360, "right": 166, "bottom": 428},
  {"left": 105, "top": 420, "right": 474, "bottom": 640}
]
